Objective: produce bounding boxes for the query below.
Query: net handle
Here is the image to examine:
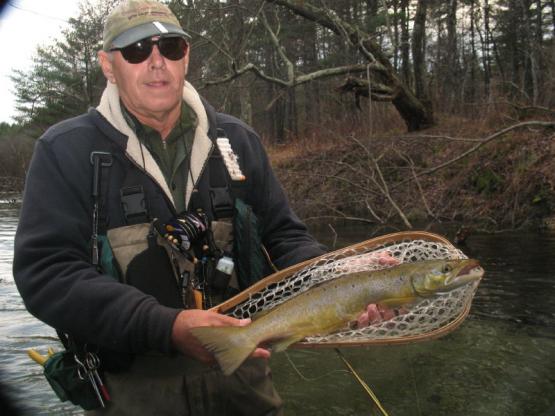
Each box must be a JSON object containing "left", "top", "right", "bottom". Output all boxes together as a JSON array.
[{"left": 211, "top": 231, "right": 452, "bottom": 315}]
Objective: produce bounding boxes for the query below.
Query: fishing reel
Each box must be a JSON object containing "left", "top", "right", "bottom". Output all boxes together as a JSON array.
[{"left": 156, "top": 211, "right": 209, "bottom": 254}]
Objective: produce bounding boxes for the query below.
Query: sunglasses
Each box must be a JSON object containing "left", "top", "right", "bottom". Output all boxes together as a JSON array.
[{"left": 112, "top": 36, "right": 188, "bottom": 64}]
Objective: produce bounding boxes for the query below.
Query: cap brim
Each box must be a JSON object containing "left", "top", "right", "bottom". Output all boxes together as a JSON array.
[{"left": 109, "top": 21, "right": 190, "bottom": 50}]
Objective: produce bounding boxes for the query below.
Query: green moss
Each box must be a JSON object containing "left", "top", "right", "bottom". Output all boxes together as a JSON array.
[{"left": 471, "top": 168, "right": 504, "bottom": 195}]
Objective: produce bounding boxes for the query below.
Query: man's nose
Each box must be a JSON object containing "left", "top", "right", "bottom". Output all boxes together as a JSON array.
[{"left": 148, "top": 45, "right": 165, "bottom": 69}]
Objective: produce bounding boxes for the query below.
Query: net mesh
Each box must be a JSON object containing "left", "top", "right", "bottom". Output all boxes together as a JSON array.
[{"left": 226, "top": 237, "right": 480, "bottom": 345}]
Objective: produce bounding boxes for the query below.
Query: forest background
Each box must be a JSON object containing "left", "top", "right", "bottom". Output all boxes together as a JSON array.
[{"left": 1, "top": 0, "right": 554, "bottom": 235}]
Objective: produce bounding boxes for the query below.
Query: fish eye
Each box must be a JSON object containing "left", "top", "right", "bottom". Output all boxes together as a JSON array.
[{"left": 442, "top": 264, "right": 452, "bottom": 273}]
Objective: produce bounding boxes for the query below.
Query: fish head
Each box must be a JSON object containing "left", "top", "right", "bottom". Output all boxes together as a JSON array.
[{"left": 411, "top": 259, "right": 484, "bottom": 296}]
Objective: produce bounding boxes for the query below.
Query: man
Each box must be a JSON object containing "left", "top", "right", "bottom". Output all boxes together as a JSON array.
[{"left": 13, "top": 1, "right": 325, "bottom": 414}]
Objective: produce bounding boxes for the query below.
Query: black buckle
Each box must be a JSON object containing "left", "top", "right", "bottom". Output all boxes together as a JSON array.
[
  {"left": 210, "top": 188, "right": 234, "bottom": 220},
  {"left": 120, "top": 185, "right": 148, "bottom": 223}
]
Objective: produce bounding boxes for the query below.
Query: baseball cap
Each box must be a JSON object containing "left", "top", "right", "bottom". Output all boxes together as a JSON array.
[{"left": 103, "top": 0, "right": 190, "bottom": 51}]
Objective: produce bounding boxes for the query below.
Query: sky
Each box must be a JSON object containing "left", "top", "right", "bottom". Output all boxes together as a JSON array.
[{"left": 0, "top": 0, "right": 81, "bottom": 123}]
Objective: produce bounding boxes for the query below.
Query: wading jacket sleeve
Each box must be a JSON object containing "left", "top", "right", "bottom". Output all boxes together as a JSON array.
[{"left": 13, "top": 82, "right": 325, "bottom": 355}]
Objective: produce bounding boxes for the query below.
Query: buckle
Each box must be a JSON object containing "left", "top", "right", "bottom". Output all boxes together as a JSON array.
[{"left": 120, "top": 185, "right": 148, "bottom": 223}]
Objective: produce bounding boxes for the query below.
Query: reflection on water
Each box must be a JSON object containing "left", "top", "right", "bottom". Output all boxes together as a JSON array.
[
  {"left": 0, "top": 211, "right": 554, "bottom": 415},
  {"left": 273, "top": 318, "right": 555, "bottom": 416},
  {"left": 0, "top": 208, "right": 79, "bottom": 415}
]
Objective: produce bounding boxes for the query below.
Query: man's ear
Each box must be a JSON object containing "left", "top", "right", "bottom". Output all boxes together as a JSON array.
[{"left": 98, "top": 50, "right": 116, "bottom": 84}]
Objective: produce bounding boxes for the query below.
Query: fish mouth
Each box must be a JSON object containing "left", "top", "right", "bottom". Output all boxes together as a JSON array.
[{"left": 444, "top": 260, "right": 484, "bottom": 287}]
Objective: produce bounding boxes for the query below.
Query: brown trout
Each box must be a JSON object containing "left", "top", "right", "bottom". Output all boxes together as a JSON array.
[{"left": 191, "top": 259, "right": 483, "bottom": 375}]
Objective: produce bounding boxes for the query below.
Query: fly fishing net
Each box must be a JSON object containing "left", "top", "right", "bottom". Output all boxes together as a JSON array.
[{"left": 219, "top": 232, "right": 480, "bottom": 346}]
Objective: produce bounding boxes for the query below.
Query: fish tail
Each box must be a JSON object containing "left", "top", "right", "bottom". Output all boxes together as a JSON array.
[{"left": 190, "top": 326, "right": 256, "bottom": 376}]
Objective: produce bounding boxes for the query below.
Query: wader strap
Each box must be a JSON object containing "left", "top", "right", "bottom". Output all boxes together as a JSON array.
[
  {"left": 120, "top": 185, "right": 148, "bottom": 224},
  {"left": 90, "top": 151, "right": 113, "bottom": 266},
  {"left": 120, "top": 169, "right": 150, "bottom": 225},
  {"left": 208, "top": 129, "right": 235, "bottom": 220}
]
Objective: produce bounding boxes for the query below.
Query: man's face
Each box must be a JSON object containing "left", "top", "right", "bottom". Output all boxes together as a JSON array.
[{"left": 99, "top": 36, "right": 189, "bottom": 122}]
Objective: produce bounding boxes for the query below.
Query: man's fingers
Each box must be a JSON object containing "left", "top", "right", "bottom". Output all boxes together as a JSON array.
[
  {"left": 357, "top": 311, "right": 370, "bottom": 327},
  {"left": 252, "top": 348, "right": 271, "bottom": 360},
  {"left": 214, "top": 315, "right": 251, "bottom": 327},
  {"left": 366, "top": 303, "right": 382, "bottom": 323},
  {"left": 376, "top": 251, "right": 401, "bottom": 266},
  {"left": 378, "top": 305, "right": 396, "bottom": 321},
  {"left": 355, "top": 303, "right": 408, "bottom": 328}
]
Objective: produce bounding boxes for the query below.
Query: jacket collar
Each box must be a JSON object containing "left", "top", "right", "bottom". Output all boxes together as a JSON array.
[{"left": 96, "top": 81, "right": 213, "bottom": 209}]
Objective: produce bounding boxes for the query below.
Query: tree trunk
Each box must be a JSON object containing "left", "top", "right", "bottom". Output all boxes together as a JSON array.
[
  {"left": 469, "top": 0, "right": 477, "bottom": 104},
  {"left": 482, "top": 0, "right": 492, "bottom": 99},
  {"left": 400, "top": 0, "right": 411, "bottom": 86},
  {"left": 366, "top": 0, "right": 379, "bottom": 33},
  {"left": 303, "top": 22, "right": 321, "bottom": 131},
  {"left": 228, "top": 0, "right": 253, "bottom": 124},
  {"left": 446, "top": 0, "right": 458, "bottom": 110},
  {"left": 535, "top": 0, "right": 544, "bottom": 45},
  {"left": 392, "top": 0, "right": 400, "bottom": 71},
  {"left": 411, "top": 0, "right": 428, "bottom": 102},
  {"left": 520, "top": 0, "right": 539, "bottom": 104}
]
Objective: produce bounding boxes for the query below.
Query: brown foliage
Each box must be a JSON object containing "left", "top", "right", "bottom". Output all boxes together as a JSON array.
[{"left": 271, "top": 105, "right": 555, "bottom": 231}]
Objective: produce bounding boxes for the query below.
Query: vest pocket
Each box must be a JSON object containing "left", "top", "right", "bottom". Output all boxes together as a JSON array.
[{"left": 106, "top": 223, "right": 189, "bottom": 308}]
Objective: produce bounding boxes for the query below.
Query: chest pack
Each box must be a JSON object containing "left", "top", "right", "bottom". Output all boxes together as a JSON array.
[
  {"left": 90, "top": 129, "right": 272, "bottom": 311},
  {"left": 43, "top": 126, "right": 276, "bottom": 411}
]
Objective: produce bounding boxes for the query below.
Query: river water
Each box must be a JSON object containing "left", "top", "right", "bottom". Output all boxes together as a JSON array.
[{"left": 0, "top": 206, "right": 554, "bottom": 415}]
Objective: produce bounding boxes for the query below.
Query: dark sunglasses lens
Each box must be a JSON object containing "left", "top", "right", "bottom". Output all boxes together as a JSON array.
[
  {"left": 159, "top": 37, "right": 187, "bottom": 61},
  {"left": 120, "top": 39, "right": 152, "bottom": 64}
]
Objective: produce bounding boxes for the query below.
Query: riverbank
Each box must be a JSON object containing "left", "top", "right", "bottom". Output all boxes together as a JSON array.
[
  {"left": 270, "top": 118, "right": 555, "bottom": 233},
  {"left": 1, "top": 117, "right": 553, "bottom": 233},
  {"left": 0, "top": 177, "right": 22, "bottom": 209},
  {"left": 0, "top": 177, "right": 23, "bottom": 194}
]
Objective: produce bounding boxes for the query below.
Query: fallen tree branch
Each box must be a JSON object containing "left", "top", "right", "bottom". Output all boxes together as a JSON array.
[
  {"left": 396, "top": 150, "right": 437, "bottom": 221},
  {"left": 347, "top": 135, "right": 413, "bottom": 229},
  {"left": 302, "top": 214, "right": 379, "bottom": 225},
  {"left": 396, "top": 120, "right": 555, "bottom": 187},
  {"left": 397, "top": 134, "right": 483, "bottom": 142},
  {"left": 293, "top": 171, "right": 382, "bottom": 197},
  {"left": 203, "top": 62, "right": 369, "bottom": 88},
  {"left": 511, "top": 104, "right": 555, "bottom": 117}
]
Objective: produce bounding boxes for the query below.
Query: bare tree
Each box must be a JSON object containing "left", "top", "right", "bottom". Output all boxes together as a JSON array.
[
  {"left": 411, "top": 0, "right": 428, "bottom": 102},
  {"left": 267, "top": 0, "right": 435, "bottom": 131}
]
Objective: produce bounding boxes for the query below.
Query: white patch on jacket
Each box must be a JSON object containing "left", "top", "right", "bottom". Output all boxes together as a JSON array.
[{"left": 216, "top": 138, "right": 245, "bottom": 181}]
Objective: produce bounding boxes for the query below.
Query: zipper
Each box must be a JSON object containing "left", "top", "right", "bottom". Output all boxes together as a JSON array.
[
  {"left": 185, "top": 142, "right": 215, "bottom": 210},
  {"left": 123, "top": 125, "right": 216, "bottom": 213}
]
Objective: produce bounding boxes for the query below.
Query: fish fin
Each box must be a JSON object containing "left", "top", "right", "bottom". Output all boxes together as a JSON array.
[
  {"left": 271, "top": 334, "right": 304, "bottom": 352},
  {"left": 190, "top": 326, "right": 256, "bottom": 376}
]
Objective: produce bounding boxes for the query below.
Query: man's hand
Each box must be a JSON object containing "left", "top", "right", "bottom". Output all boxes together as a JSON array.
[
  {"left": 358, "top": 250, "right": 400, "bottom": 267},
  {"left": 338, "top": 250, "right": 400, "bottom": 274},
  {"left": 351, "top": 252, "right": 404, "bottom": 328},
  {"left": 171, "top": 309, "right": 271, "bottom": 363}
]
